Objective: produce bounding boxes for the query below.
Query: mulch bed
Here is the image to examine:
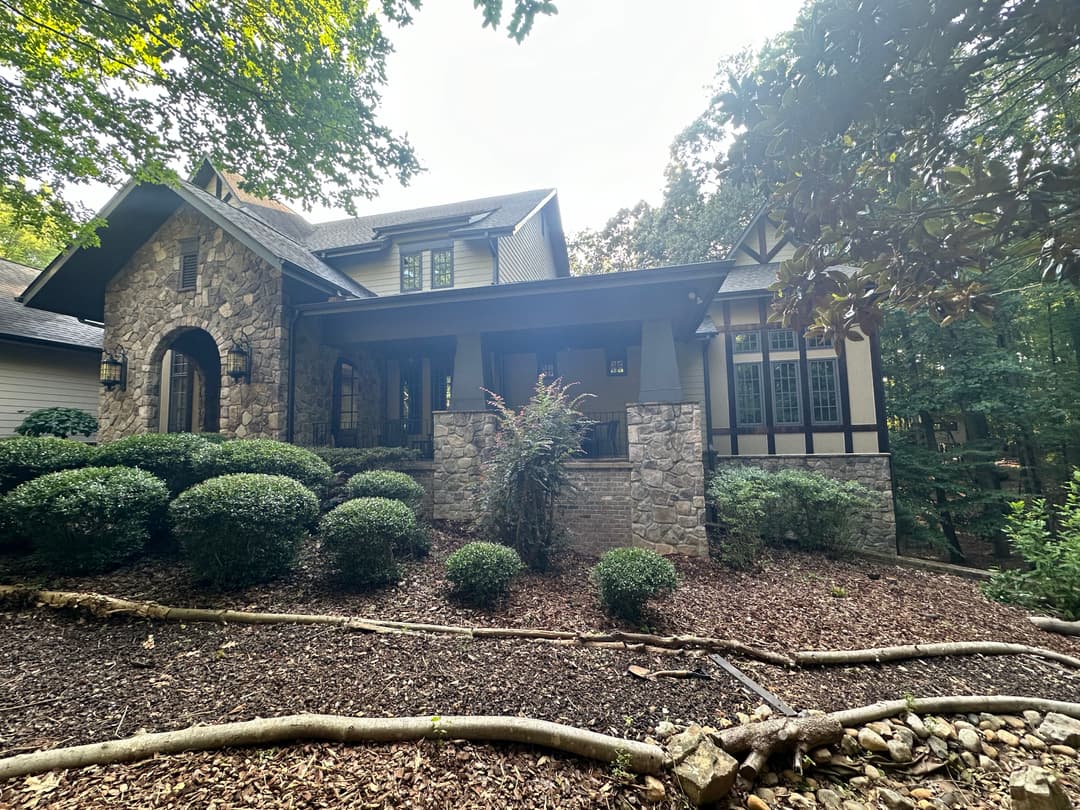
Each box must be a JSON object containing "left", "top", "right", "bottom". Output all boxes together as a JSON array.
[{"left": 2, "top": 529, "right": 1080, "bottom": 807}]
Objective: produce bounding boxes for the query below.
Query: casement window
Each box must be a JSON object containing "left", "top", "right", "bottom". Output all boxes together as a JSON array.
[
  {"left": 734, "top": 362, "right": 764, "bottom": 426},
  {"left": 431, "top": 247, "right": 454, "bottom": 288},
  {"left": 805, "top": 333, "right": 833, "bottom": 349},
  {"left": 606, "top": 347, "right": 628, "bottom": 377},
  {"left": 335, "top": 360, "right": 359, "bottom": 431},
  {"left": 809, "top": 358, "right": 842, "bottom": 424},
  {"left": 732, "top": 331, "right": 760, "bottom": 353},
  {"left": 537, "top": 351, "right": 557, "bottom": 381},
  {"left": 771, "top": 360, "right": 802, "bottom": 424},
  {"left": 178, "top": 238, "right": 198, "bottom": 290},
  {"left": 400, "top": 252, "right": 422, "bottom": 292},
  {"left": 768, "top": 329, "right": 796, "bottom": 352}
]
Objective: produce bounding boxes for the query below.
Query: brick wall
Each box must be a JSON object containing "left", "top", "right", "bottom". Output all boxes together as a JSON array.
[{"left": 557, "top": 461, "right": 633, "bottom": 557}]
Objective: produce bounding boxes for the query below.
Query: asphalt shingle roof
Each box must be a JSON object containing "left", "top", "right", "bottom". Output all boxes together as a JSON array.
[
  {"left": 716, "top": 263, "right": 780, "bottom": 295},
  {"left": 304, "top": 189, "right": 555, "bottom": 252},
  {"left": 0, "top": 259, "right": 102, "bottom": 349}
]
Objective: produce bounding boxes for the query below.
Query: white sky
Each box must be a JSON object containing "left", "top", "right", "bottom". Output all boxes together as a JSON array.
[{"left": 76, "top": 0, "right": 806, "bottom": 235}]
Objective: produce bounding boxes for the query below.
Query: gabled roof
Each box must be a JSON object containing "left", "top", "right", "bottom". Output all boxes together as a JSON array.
[
  {"left": 716, "top": 263, "right": 780, "bottom": 296},
  {"left": 0, "top": 259, "right": 102, "bottom": 350},
  {"left": 306, "top": 189, "right": 557, "bottom": 253}
]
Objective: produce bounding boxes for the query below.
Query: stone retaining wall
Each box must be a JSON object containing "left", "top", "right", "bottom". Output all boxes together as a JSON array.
[
  {"left": 713, "top": 453, "right": 896, "bottom": 554},
  {"left": 628, "top": 402, "right": 708, "bottom": 558},
  {"left": 557, "top": 461, "right": 633, "bottom": 557}
]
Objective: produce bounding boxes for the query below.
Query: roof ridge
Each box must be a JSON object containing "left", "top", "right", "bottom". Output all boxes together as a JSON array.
[
  {"left": 180, "top": 180, "right": 321, "bottom": 256},
  {"left": 311, "top": 188, "right": 557, "bottom": 230}
]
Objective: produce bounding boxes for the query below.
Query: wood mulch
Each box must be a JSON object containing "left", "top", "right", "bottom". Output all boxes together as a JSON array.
[{"left": 2, "top": 528, "right": 1079, "bottom": 807}]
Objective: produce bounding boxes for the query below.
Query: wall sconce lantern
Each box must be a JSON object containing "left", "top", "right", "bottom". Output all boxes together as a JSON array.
[
  {"left": 99, "top": 347, "right": 127, "bottom": 391},
  {"left": 226, "top": 338, "right": 251, "bottom": 383}
]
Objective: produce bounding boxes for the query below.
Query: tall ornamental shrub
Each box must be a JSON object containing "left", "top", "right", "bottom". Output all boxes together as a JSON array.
[
  {"left": 95, "top": 432, "right": 219, "bottom": 495},
  {"left": 210, "top": 439, "right": 333, "bottom": 493},
  {"left": 2, "top": 466, "right": 168, "bottom": 573},
  {"left": 15, "top": 407, "right": 98, "bottom": 439},
  {"left": 170, "top": 473, "right": 318, "bottom": 588},
  {"left": 478, "top": 377, "right": 592, "bottom": 570},
  {"left": 0, "top": 436, "right": 96, "bottom": 494}
]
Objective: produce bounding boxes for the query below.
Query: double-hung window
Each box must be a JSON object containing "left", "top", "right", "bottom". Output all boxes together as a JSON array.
[
  {"left": 431, "top": 247, "right": 453, "bottom": 288},
  {"left": 733, "top": 363, "right": 764, "bottom": 426},
  {"left": 400, "top": 252, "right": 422, "bottom": 292},
  {"left": 771, "top": 360, "right": 801, "bottom": 424},
  {"left": 808, "top": 358, "right": 841, "bottom": 424},
  {"left": 768, "top": 329, "right": 796, "bottom": 352},
  {"left": 732, "top": 331, "right": 760, "bottom": 353}
]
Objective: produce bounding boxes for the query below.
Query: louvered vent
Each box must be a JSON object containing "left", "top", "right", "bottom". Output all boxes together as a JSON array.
[{"left": 179, "top": 239, "right": 198, "bottom": 290}]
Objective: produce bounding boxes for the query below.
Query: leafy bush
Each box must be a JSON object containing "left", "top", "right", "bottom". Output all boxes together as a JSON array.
[
  {"left": 15, "top": 407, "right": 98, "bottom": 439},
  {"left": 0, "top": 436, "right": 96, "bottom": 494},
  {"left": 983, "top": 470, "right": 1080, "bottom": 620},
  {"left": 95, "top": 432, "right": 219, "bottom": 496},
  {"left": 348, "top": 469, "right": 425, "bottom": 510},
  {"left": 592, "top": 547, "right": 678, "bottom": 622},
  {"left": 319, "top": 497, "right": 415, "bottom": 588},
  {"left": 210, "top": 439, "right": 333, "bottom": 493},
  {"left": 2, "top": 466, "right": 168, "bottom": 573},
  {"left": 478, "top": 377, "right": 591, "bottom": 570},
  {"left": 311, "top": 446, "right": 421, "bottom": 476},
  {"left": 170, "top": 473, "right": 318, "bottom": 588},
  {"left": 445, "top": 541, "right": 523, "bottom": 606},
  {"left": 706, "top": 467, "right": 874, "bottom": 567}
]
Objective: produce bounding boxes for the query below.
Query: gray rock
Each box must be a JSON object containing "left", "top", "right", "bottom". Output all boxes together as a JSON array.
[
  {"left": 877, "top": 787, "right": 916, "bottom": 810},
  {"left": 892, "top": 726, "right": 916, "bottom": 749},
  {"left": 905, "top": 714, "right": 930, "bottom": 739},
  {"left": 887, "top": 737, "right": 913, "bottom": 763},
  {"left": 928, "top": 735, "right": 950, "bottom": 758},
  {"left": 858, "top": 727, "right": 889, "bottom": 753},
  {"left": 958, "top": 727, "right": 982, "bottom": 753},
  {"left": 842, "top": 803, "right": 867, "bottom": 810},
  {"left": 979, "top": 754, "right": 1000, "bottom": 772},
  {"left": 1039, "top": 713, "right": 1080, "bottom": 747},
  {"left": 816, "top": 788, "right": 843, "bottom": 810},
  {"left": 840, "top": 734, "right": 860, "bottom": 756},
  {"left": 671, "top": 733, "right": 738, "bottom": 807},
  {"left": 1009, "top": 765, "right": 1073, "bottom": 810},
  {"left": 1023, "top": 710, "right": 1044, "bottom": 728},
  {"left": 654, "top": 720, "right": 679, "bottom": 739}
]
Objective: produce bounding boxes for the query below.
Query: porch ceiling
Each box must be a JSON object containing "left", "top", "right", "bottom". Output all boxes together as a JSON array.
[{"left": 302, "top": 261, "right": 729, "bottom": 345}]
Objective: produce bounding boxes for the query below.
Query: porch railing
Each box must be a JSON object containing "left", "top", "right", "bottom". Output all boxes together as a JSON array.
[
  {"left": 578, "top": 411, "right": 628, "bottom": 459},
  {"left": 306, "top": 418, "right": 434, "bottom": 459}
]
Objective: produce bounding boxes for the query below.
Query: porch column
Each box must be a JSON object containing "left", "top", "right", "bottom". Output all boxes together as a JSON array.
[
  {"left": 451, "top": 333, "right": 486, "bottom": 411},
  {"left": 639, "top": 318, "right": 683, "bottom": 402}
]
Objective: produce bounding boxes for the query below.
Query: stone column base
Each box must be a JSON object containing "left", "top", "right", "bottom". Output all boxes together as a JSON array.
[{"left": 432, "top": 410, "right": 497, "bottom": 522}]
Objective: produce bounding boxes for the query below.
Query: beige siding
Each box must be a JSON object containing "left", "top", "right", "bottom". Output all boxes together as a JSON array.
[
  {"left": 499, "top": 211, "right": 558, "bottom": 283},
  {"left": 339, "top": 238, "right": 494, "bottom": 296},
  {"left": 733, "top": 221, "right": 796, "bottom": 267},
  {"left": 0, "top": 341, "right": 100, "bottom": 439}
]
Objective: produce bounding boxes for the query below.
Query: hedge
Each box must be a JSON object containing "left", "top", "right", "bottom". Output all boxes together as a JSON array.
[
  {"left": 0, "top": 436, "right": 96, "bottom": 494},
  {"left": 94, "top": 432, "right": 219, "bottom": 496},
  {"left": 209, "top": 439, "right": 333, "bottom": 492}
]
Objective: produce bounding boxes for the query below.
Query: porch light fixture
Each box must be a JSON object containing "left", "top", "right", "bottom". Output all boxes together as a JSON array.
[
  {"left": 99, "top": 347, "right": 127, "bottom": 391},
  {"left": 226, "top": 338, "right": 251, "bottom": 383}
]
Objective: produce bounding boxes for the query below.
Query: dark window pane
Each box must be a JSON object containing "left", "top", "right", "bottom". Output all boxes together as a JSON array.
[
  {"left": 772, "top": 360, "right": 801, "bottom": 424},
  {"left": 401, "top": 253, "right": 422, "bottom": 291},
  {"left": 734, "top": 363, "right": 763, "bottom": 425},
  {"left": 768, "top": 329, "right": 796, "bottom": 351},
  {"left": 809, "top": 359, "right": 841, "bottom": 424},
  {"left": 431, "top": 248, "right": 453, "bottom": 288},
  {"left": 733, "top": 331, "right": 760, "bottom": 353}
]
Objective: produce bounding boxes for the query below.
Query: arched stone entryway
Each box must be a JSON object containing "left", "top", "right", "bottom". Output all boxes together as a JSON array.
[{"left": 150, "top": 327, "right": 221, "bottom": 433}]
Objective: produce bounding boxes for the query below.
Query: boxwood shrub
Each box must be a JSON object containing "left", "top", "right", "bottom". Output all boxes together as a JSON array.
[
  {"left": 210, "top": 439, "right": 333, "bottom": 492},
  {"left": 95, "top": 432, "right": 219, "bottom": 496},
  {"left": 170, "top": 473, "right": 319, "bottom": 589},
  {"left": 2, "top": 466, "right": 168, "bottom": 573},
  {"left": 311, "top": 446, "right": 421, "bottom": 476},
  {"left": 319, "top": 497, "right": 415, "bottom": 588},
  {"left": 445, "top": 542, "right": 523, "bottom": 607},
  {"left": 592, "top": 547, "right": 678, "bottom": 622},
  {"left": 348, "top": 470, "right": 425, "bottom": 511},
  {"left": 0, "top": 436, "right": 96, "bottom": 494}
]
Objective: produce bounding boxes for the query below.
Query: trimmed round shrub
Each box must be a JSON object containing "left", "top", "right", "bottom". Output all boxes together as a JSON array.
[
  {"left": 348, "top": 469, "right": 425, "bottom": 511},
  {"left": 15, "top": 407, "right": 98, "bottom": 439},
  {"left": 445, "top": 541, "right": 524, "bottom": 607},
  {"left": 171, "top": 473, "right": 319, "bottom": 589},
  {"left": 0, "top": 436, "right": 96, "bottom": 494},
  {"left": 95, "top": 432, "right": 219, "bottom": 496},
  {"left": 2, "top": 466, "right": 168, "bottom": 574},
  {"left": 210, "top": 439, "right": 333, "bottom": 492},
  {"left": 319, "top": 497, "right": 415, "bottom": 589},
  {"left": 592, "top": 547, "right": 678, "bottom": 622}
]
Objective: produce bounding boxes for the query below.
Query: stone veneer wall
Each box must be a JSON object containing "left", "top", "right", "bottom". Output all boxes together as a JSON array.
[
  {"left": 431, "top": 411, "right": 497, "bottom": 522},
  {"left": 557, "top": 461, "right": 633, "bottom": 557},
  {"left": 713, "top": 453, "right": 896, "bottom": 554},
  {"left": 627, "top": 402, "right": 708, "bottom": 558},
  {"left": 100, "top": 206, "right": 287, "bottom": 442}
]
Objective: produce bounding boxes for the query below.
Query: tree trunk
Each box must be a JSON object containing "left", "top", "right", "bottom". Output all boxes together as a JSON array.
[
  {"left": 1029, "top": 616, "right": 1080, "bottom": 636},
  {"left": 920, "top": 409, "right": 965, "bottom": 563}
]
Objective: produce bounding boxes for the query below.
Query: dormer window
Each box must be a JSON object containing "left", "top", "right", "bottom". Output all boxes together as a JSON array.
[
  {"left": 178, "top": 238, "right": 198, "bottom": 291},
  {"left": 400, "top": 251, "right": 422, "bottom": 292},
  {"left": 431, "top": 247, "right": 454, "bottom": 288}
]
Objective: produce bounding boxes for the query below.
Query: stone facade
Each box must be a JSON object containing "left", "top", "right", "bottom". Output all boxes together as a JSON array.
[
  {"left": 628, "top": 402, "right": 708, "bottom": 558},
  {"left": 557, "top": 461, "right": 633, "bottom": 556},
  {"left": 100, "top": 206, "right": 287, "bottom": 442},
  {"left": 432, "top": 410, "right": 498, "bottom": 522},
  {"left": 713, "top": 453, "right": 896, "bottom": 554}
]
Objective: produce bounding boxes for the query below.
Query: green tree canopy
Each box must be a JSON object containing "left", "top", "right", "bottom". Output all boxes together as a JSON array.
[
  {"left": 708, "top": 0, "right": 1080, "bottom": 341},
  {"left": 1, "top": 0, "right": 555, "bottom": 246}
]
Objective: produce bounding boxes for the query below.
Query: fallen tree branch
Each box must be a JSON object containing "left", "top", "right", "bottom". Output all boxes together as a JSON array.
[
  {"left": 795, "top": 641, "right": 1080, "bottom": 670},
  {"left": 827, "top": 695, "right": 1080, "bottom": 728},
  {"left": 1029, "top": 616, "right": 1080, "bottom": 636},
  {"left": 0, "top": 714, "right": 666, "bottom": 781}
]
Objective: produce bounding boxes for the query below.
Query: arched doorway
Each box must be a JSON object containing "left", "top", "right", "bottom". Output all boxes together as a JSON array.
[{"left": 157, "top": 328, "right": 221, "bottom": 433}]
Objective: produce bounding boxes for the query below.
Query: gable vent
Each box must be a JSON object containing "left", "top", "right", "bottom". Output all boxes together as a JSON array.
[{"left": 179, "top": 239, "right": 198, "bottom": 290}]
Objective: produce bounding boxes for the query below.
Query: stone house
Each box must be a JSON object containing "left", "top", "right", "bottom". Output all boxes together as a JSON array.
[{"left": 19, "top": 161, "right": 895, "bottom": 557}]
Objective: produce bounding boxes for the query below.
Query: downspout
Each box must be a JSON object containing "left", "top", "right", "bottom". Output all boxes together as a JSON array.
[
  {"left": 701, "top": 335, "right": 715, "bottom": 472},
  {"left": 490, "top": 237, "right": 500, "bottom": 285},
  {"left": 286, "top": 307, "right": 302, "bottom": 444}
]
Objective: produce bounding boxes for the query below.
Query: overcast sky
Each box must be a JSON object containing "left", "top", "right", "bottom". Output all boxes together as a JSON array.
[{"left": 77, "top": 0, "right": 806, "bottom": 235}]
